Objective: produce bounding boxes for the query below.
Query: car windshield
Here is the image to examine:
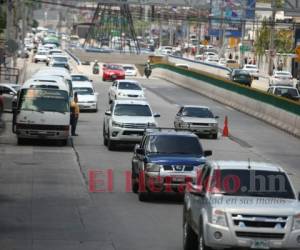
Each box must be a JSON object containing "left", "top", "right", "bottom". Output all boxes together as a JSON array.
[
  {"left": 210, "top": 170, "right": 295, "bottom": 199},
  {"left": 146, "top": 135, "right": 203, "bottom": 155},
  {"left": 11, "top": 85, "right": 20, "bottom": 91},
  {"left": 72, "top": 75, "right": 89, "bottom": 81},
  {"left": 19, "top": 88, "right": 69, "bottom": 113},
  {"left": 245, "top": 65, "right": 257, "bottom": 69},
  {"left": 182, "top": 107, "right": 214, "bottom": 118},
  {"left": 107, "top": 65, "right": 122, "bottom": 70},
  {"left": 275, "top": 88, "right": 298, "bottom": 97},
  {"left": 118, "top": 82, "right": 141, "bottom": 90},
  {"left": 276, "top": 72, "right": 291, "bottom": 76},
  {"left": 53, "top": 57, "right": 67, "bottom": 62},
  {"left": 114, "top": 104, "right": 152, "bottom": 116},
  {"left": 123, "top": 66, "right": 134, "bottom": 70},
  {"left": 74, "top": 87, "right": 94, "bottom": 95},
  {"left": 37, "top": 52, "right": 47, "bottom": 55},
  {"left": 52, "top": 63, "right": 67, "bottom": 68}
]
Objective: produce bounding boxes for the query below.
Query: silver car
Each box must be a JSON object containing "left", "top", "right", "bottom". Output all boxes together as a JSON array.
[
  {"left": 174, "top": 105, "right": 218, "bottom": 139},
  {"left": 0, "top": 83, "right": 20, "bottom": 112},
  {"left": 183, "top": 161, "right": 300, "bottom": 250}
]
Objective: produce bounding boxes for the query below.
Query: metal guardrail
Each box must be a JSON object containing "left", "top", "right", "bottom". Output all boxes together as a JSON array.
[
  {"left": 153, "top": 63, "right": 300, "bottom": 117},
  {"left": 65, "top": 49, "right": 81, "bottom": 65}
]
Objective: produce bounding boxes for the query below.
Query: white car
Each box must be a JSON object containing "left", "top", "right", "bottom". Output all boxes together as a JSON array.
[
  {"left": 108, "top": 80, "right": 145, "bottom": 103},
  {"left": 122, "top": 64, "right": 137, "bottom": 76},
  {"left": 195, "top": 52, "right": 218, "bottom": 61},
  {"left": 46, "top": 49, "right": 63, "bottom": 65},
  {"left": 33, "top": 51, "right": 48, "bottom": 63},
  {"left": 174, "top": 105, "right": 219, "bottom": 139},
  {"left": 270, "top": 70, "right": 294, "bottom": 86},
  {"left": 71, "top": 74, "right": 91, "bottom": 82},
  {"left": 204, "top": 56, "right": 219, "bottom": 64},
  {"left": 73, "top": 81, "right": 98, "bottom": 112},
  {"left": 103, "top": 100, "right": 160, "bottom": 150},
  {"left": 242, "top": 64, "right": 259, "bottom": 79},
  {"left": 267, "top": 85, "right": 300, "bottom": 101}
]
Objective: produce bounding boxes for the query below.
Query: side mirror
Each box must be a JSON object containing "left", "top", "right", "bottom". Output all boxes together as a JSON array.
[
  {"left": 9, "top": 91, "right": 15, "bottom": 95},
  {"left": 90, "top": 79, "right": 93, "bottom": 82},
  {"left": 153, "top": 113, "right": 160, "bottom": 118},
  {"left": 298, "top": 192, "right": 300, "bottom": 201},
  {"left": 215, "top": 116, "right": 219, "bottom": 119},
  {"left": 134, "top": 144, "right": 140, "bottom": 153},
  {"left": 136, "top": 148, "right": 145, "bottom": 155},
  {"left": 186, "top": 182, "right": 205, "bottom": 196},
  {"left": 204, "top": 150, "right": 212, "bottom": 157},
  {"left": 105, "top": 110, "right": 111, "bottom": 116}
]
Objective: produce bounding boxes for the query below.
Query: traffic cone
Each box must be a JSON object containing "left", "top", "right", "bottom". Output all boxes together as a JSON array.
[{"left": 222, "top": 116, "right": 229, "bottom": 137}]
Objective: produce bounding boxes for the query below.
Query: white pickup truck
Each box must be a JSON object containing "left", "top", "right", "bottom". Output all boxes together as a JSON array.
[{"left": 183, "top": 161, "right": 300, "bottom": 250}]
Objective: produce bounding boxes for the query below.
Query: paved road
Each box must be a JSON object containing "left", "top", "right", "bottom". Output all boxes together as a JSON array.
[{"left": 0, "top": 58, "right": 299, "bottom": 250}]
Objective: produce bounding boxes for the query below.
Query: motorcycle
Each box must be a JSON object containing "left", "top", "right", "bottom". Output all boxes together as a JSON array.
[
  {"left": 144, "top": 67, "right": 152, "bottom": 79},
  {"left": 93, "top": 64, "right": 99, "bottom": 74}
]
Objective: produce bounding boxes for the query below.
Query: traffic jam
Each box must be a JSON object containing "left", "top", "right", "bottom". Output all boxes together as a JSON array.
[{"left": 0, "top": 2, "right": 300, "bottom": 250}]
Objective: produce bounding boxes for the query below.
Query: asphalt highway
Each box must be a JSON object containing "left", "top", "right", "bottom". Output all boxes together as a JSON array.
[{"left": 0, "top": 59, "right": 299, "bottom": 250}]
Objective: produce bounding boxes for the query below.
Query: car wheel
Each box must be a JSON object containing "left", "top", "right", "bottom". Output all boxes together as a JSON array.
[
  {"left": 60, "top": 139, "right": 68, "bottom": 146},
  {"left": 17, "top": 138, "right": 26, "bottom": 145},
  {"left": 198, "top": 222, "right": 211, "bottom": 250},
  {"left": 107, "top": 137, "right": 115, "bottom": 151},
  {"left": 131, "top": 169, "right": 139, "bottom": 193},
  {"left": 138, "top": 190, "right": 149, "bottom": 201},
  {"left": 102, "top": 77, "right": 106, "bottom": 82},
  {"left": 212, "top": 133, "right": 218, "bottom": 140},
  {"left": 103, "top": 126, "right": 108, "bottom": 146},
  {"left": 183, "top": 221, "right": 198, "bottom": 250},
  {"left": 34, "top": 60, "right": 38, "bottom": 63},
  {"left": 138, "top": 173, "right": 149, "bottom": 201}
]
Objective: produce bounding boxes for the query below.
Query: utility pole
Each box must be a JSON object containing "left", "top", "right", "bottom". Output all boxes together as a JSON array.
[
  {"left": 21, "top": 1, "right": 27, "bottom": 58},
  {"left": 219, "top": 0, "right": 225, "bottom": 58},
  {"left": 240, "top": 0, "right": 247, "bottom": 67},
  {"left": 268, "top": 0, "right": 276, "bottom": 76}
]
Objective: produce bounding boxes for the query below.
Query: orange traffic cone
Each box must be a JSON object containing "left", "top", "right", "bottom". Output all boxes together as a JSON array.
[{"left": 222, "top": 116, "right": 229, "bottom": 137}]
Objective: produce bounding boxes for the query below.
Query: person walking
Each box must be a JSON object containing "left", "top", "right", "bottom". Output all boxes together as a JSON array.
[{"left": 70, "top": 92, "right": 80, "bottom": 136}]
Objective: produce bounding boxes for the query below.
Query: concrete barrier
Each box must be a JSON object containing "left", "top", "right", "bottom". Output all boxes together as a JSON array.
[{"left": 153, "top": 67, "right": 300, "bottom": 138}]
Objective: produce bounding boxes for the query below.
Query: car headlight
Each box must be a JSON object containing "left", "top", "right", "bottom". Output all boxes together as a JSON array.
[
  {"left": 112, "top": 120, "right": 123, "bottom": 128},
  {"left": 146, "top": 163, "right": 162, "bottom": 172},
  {"left": 211, "top": 123, "right": 218, "bottom": 127},
  {"left": 293, "top": 213, "right": 300, "bottom": 230},
  {"left": 147, "top": 122, "right": 157, "bottom": 128},
  {"left": 211, "top": 209, "right": 228, "bottom": 227}
]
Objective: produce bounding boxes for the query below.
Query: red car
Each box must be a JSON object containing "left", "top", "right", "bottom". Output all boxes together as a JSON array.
[{"left": 102, "top": 64, "right": 125, "bottom": 81}]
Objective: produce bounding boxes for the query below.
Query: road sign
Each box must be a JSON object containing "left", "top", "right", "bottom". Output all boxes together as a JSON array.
[{"left": 284, "top": 0, "right": 300, "bottom": 16}]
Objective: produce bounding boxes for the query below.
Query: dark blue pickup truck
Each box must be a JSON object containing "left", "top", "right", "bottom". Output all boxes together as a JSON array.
[{"left": 131, "top": 129, "right": 212, "bottom": 201}]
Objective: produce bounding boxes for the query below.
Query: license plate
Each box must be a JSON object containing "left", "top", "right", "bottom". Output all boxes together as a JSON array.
[
  {"left": 251, "top": 240, "right": 269, "bottom": 249},
  {"left": 172, "top": 176, "right": 185, "bottom": 182}
]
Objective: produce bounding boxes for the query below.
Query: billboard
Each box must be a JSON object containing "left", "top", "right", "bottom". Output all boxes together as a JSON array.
[{"left": 209, "top": 0, "right": 256, "bottom": 38}]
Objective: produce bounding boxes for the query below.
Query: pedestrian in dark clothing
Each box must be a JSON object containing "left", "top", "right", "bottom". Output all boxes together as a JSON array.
[{"left": 70, "top": 92, "right": 80, "bottom": 136}]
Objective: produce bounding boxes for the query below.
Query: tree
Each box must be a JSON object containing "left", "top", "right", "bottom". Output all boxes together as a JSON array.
[
  {"left": 274, "top": 30, "right": 293, "bottom": 53},
  {"left": 254, "top": 18, "right": 270, "bottom": 66},
  {"left": 0, "top": 1, "right": 6, "bottom": 35}
]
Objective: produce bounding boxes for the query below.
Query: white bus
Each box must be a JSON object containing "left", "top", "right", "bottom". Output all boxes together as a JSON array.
[{"left": 13, "top": 88, "right": 70, "bottom": 145}]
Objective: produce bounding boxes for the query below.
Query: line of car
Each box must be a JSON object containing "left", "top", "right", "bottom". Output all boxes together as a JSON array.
[{"left": 100, "top": 63, "right": 300, "bottom": 250}]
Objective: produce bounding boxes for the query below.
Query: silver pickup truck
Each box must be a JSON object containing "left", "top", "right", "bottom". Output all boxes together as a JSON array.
[{"left": 183, "top": 161, "right": 300, "bottom": 250}]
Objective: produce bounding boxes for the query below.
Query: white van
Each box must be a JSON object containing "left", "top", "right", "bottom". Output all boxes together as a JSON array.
[
  {"left": 29, "top": 75, "right": 70, "bottom": 95},
  {"left": 34, "top": 68, "right": 73, "bottom": 97},
  {"left": 13, "top": 87, "right": 70, "bottom": 145}
]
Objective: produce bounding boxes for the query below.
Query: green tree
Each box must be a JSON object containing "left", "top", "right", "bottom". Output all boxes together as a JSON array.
[
  {"left": 254, "top": 18, "right": 270, "bottom": 65},
  {"left": 0, "top": 2, "right": 6, "bottom": 35},
  {"left": 274, "top": 30, "right": 293, "bottom": 53}
]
